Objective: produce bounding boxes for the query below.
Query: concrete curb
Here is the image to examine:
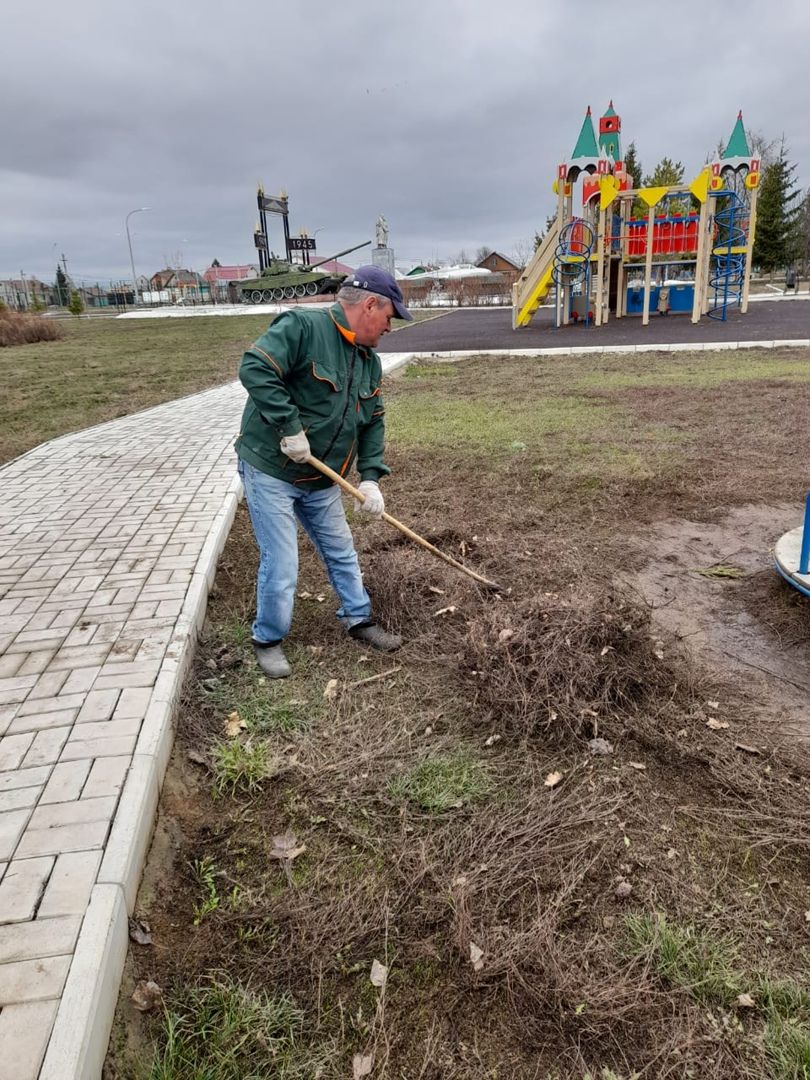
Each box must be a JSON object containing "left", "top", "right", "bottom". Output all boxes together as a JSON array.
[
  {"left": 399, "top": 338, "right": 810, "bottom": 362},
  {"left": 380, "top": 352, "right": 415, "bottom": 375},
  {"left": 38, "top": 885, "right": 128, "bottom": 1080}
]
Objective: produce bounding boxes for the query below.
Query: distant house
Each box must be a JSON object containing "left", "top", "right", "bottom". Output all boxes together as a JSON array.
[
  {"left": 0, "top": 277, "right": 50, "bottom": 310},
  {"left": 149, "top": 268, "right": 206, "bottom": 303},
  {"left": 79, "top": 284, "right": 109, "bottom": 308},
  {"left": 306, "top": 258, "right": 354, "bottom": 276},
  {"left": 201, "top": 263, "right": 260, "bottom": 302},
  {"left": 202, "top": 264, "right": 257, "bottom": 283},
  {"left": 476, "top": 251, "right": 523, "bottom": 279},
  {"left": 0, "top": 279, "right": 22, "bottom": 308},
  {"left": 202, "top": 263, "right": 256, "bottom": 301}
]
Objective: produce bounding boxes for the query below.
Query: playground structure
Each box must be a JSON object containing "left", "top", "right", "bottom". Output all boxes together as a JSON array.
[
  {"left": 775, "top": 494, "right": 810, "bottom": 599},
  {"left": 513, "top": 104, "right": 761, "bottom": 330}
]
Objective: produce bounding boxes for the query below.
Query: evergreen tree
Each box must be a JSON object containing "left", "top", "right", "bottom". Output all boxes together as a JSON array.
[
  {"left": 753, "top": 140, "right": 802, "bottom": 274},
  {"left": 643, "top": 158, "right": 685, "bottom": 187},
  {"left": 55, "top": 265, "right": 69, "bottom": 306},
  {"left": 68, "top": 290, "right": 84, "bottom": 316},
  {"left": 642, "top": 158, "right": 688, "bottom": 216},
  {"left": 534, "top": 214, "right": 557, "bottom": 250},
  {"left": 623, "top": 140, "right": 643, "bottom": 189},
  {"left": 211, "top": 258, "right": 221, "bottom": 267},
  {"left": 796, "top": 189, "right": 810, "bottom": 276}
]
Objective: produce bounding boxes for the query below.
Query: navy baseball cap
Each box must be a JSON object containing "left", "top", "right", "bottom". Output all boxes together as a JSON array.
[{"left": 346, "top": 265, "right": 413, "bottom": 321}]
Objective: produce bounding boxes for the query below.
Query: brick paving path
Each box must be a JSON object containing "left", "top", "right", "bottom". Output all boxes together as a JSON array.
[{"left": 0, "top": 383, "right": 246, "bottom": 1079}]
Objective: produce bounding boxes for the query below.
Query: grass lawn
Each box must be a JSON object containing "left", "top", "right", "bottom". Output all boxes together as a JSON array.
[
  {"left": 0, "top": 309, "right": 435, "bottom": 466},
  {"left": 107, "top": 346, "right": 810, "bottom": 1080}
]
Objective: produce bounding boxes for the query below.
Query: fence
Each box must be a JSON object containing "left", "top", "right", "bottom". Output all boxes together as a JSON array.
[{"left": 400, "top": 274, "right": 514, "bottom": 308}]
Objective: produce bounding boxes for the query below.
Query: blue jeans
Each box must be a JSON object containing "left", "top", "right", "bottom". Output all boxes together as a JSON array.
[{"left": 238, "top": 460, "right": 372, "bottom": 644}]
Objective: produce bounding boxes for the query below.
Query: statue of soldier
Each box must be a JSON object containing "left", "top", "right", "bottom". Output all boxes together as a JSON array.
[{"left": 375, "top": 215, "right": 389, "bottom": 248}]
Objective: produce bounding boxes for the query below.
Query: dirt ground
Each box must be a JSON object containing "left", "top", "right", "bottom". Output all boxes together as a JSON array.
[
  {"left": 106, "top": 349, "right": 810, "bottom": 1080},
  {"left": 630, "top": 505, "right": 810, "bottom": 737}
]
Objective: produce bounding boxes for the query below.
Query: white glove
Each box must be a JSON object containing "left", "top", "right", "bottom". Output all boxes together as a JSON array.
[
  {"left": 355, "top": 480, "right": 385, "bottom": 518},
  {"left": 280, "top": 431, "right": 311, "bottom": 463}
]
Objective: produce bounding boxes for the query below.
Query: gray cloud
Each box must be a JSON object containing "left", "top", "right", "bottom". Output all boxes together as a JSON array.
[{"left": 2, "top": 0, "right": 807, "bottom": 283}]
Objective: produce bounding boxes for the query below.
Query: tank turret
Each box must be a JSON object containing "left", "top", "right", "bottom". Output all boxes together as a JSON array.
[{"left": 231, "top": 241, "right": 371, "bottom": 304}]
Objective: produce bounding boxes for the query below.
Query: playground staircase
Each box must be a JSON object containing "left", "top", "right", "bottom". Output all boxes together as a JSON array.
[
  {"left": 708, "top": 189, "right": 748, "bottom": 322},
  {"left": 512, "top": 227, "right": 558, "bottom": 328}
]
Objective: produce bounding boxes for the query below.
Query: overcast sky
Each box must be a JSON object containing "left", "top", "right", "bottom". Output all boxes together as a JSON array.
[{"left": 2, "top": 0, "right": 808, "bottom": 284}]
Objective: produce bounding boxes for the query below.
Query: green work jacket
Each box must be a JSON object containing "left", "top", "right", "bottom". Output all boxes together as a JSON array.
[{"left": 235, "top": 304, "right": 390, "bottom": 490}]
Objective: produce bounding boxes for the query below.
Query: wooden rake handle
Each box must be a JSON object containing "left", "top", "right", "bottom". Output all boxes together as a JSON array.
[{"left": 306, "top": 454, "right": 501, "bottom": 591}]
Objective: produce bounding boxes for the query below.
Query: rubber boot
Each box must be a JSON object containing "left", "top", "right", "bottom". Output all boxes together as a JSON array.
[
  {"left": 252, "top": 642, "right": 292, "bottom": 678},
  {"left": 348, "top": 622, "right": 403, "bottom": 652}
]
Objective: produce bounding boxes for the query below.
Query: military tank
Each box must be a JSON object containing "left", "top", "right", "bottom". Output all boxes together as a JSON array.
[{"left": 231, "top": 240, "right": 371, "bottom": 304}]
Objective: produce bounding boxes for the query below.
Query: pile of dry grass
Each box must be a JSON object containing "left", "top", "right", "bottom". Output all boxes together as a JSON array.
[
  {"left": 464, "top": 588, "right": 696, "bottom": 742},
  {"left": 0, "top": 310, "right": 64, "bottom": 346},
  {"left": 364, "top": 541, "right": 703, "bottom": 744}
]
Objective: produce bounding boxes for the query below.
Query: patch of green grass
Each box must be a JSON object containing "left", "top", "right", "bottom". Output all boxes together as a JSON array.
[
  {"left": 231, "top": 682, "right": 311, "bottom": 735},
  {"left": 206, "top": 663, "right": 317, "bottom": 736},
  {"left": 388, "top": 395, "right": 616, "bottom": 453},
  {"left": 560, "top": 442, "right": 658, "bottom": 482},
  {"left": 215, "top": 617, "right": 253, "bottom": 651},
  {"left": 149, "top": 976, "right": 334, "bottom": 1080},
  {"left": 191, "top": 856, "right": 222, "bottom": 925},
  {"left": 573, "top": 350, "right": 810, "bottom": 392},
  {"left": 403, "top": 361, "right": 460, "bottom": 379},
  {"left": 211, "top": 737, "right": 277, "bottom": 797},
  {"left": 623, "top": 912, "right": 743, "bottom": 1005},
  {"left": 758, "top": 977, "right": 810, "bottom": 1020},
  {"left": 388, "top": 391, "right": 683, "bottom": 483},
  {"left": 389, "top": 749, "right": 491, "bottom": 812},
  {"left": 764, "top": 1015, "right": 810, "bottom": 1080},
  {"left": 0, "top": 314, "right": 271, "bottom": 464}
]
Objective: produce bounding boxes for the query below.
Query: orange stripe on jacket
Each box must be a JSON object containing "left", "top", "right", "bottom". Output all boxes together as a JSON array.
[
  {"left": 252, "top": 345, "right": 283, "bottom": 377},
  {"left": 339, "top": 441, "right": 356, "bottom": 476},
  {"left": 310, "top": 362, "right": 338, "bottom": 392}
]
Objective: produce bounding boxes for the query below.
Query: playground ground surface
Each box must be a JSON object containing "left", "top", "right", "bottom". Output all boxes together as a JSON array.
[
  {"left": 106, "top": 346, "right": 810, "bottom": 1079},
  {"left": 377, "top": 296, "right": 810, "bottom": 353}
]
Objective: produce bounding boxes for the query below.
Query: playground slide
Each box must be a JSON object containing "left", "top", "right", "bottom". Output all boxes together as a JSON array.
[{"left": 512, "top": 226, "right": 558, "bottom": 328}]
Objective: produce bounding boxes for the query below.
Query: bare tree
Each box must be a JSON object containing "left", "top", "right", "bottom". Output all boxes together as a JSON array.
[{"left": 511, "top": 237, "right": 533, "bottom": 268}]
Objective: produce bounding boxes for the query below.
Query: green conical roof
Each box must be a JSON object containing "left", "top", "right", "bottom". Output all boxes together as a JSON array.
[
  {"left": 571, "top": 107, "right": 599, "bottom": 160},
  {"left": 603, "top": 100, "right": 617, "bottom": 118},
  {"left": 723, "top": 111, "right": 750, "bottom": 159}
]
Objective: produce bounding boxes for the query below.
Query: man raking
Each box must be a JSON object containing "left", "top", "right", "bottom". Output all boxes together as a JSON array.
[{"left": 235, "top": 266, "right": 411, "bottom": 679}]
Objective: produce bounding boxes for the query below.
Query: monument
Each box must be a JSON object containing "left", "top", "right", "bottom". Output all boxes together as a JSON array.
[{"left": 372, "top": 214, "right": 395, "bottom": 276}]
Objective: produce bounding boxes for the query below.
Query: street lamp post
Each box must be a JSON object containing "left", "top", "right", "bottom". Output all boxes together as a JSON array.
[
  {"left": 125, "top": 207, "right": 151, "bottom": 306},
  {"left": 311, "top": 227, "right": 327, "bottom": 267}
]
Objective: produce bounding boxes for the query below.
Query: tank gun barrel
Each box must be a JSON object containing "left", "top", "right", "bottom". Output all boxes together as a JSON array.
[{"left": 308, "top": 240, "right": 372, "bottom": 272}]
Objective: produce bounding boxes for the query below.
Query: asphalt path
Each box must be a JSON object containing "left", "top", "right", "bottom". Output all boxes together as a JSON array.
[{"left": 380, "top": 299, "right": 810, "bottom": 353}]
